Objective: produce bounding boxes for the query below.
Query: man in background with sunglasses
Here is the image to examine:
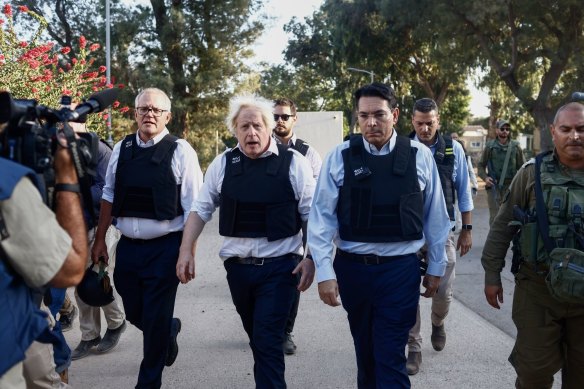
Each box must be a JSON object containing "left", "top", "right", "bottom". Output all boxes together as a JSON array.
[
  {"left": 272, "top": 98, "right": 322, "bottom": 356},
  {"left": 478, "top": 119, "right": 525, "bottom": 225},
  {"left": 91, "top": 88, "right": 203, "bottom": 388}
]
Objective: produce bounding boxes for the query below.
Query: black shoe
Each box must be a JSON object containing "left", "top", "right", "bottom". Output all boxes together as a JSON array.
[
  {"left": 165, "top": 318, "right": 181, "bottom": 366},
  {"left": 406, "top": 351, "right": 422, "bottom": 375},
  {"left": 59, "top": 305, "right": 78, "bottom": 332},
  {"left": 71, "top": 336, "right": 101, "bottom": 360},
  {"left": 283, "top": 333, "right": 297, "bottom": 355},
  {"left": 431, "top": 324, "right": 446, "bottom": 351},
  {"left": 96, "top": 320, "right": 126, "bottom": 353}
]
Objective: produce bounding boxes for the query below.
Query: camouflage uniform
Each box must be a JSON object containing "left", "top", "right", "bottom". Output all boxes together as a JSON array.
[
  {"left": 478, "top": 138, "right": 525, "bottom": 225},
  {"left": 481, "top": 152, "right": 584, "bottom": 389}
]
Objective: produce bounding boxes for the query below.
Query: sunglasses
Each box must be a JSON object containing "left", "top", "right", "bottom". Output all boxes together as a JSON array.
[
  {"left": 499, "top": 127, "right": 511, "bottom": 132},
  {"left": 274, "top": 114, "right": 294, "bottom": 121}
]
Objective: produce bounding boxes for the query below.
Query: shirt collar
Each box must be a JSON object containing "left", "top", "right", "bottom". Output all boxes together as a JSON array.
[
  {"left": 273, "top": 133, "right": 297, "bottom": 147},
  {"left": 361, "top": 129, "right": 396, "bottom": 155},
  {"left": 236, "top": 137, "right": 278, "bottom": 158},
  {"left": 136, "top": 128, "right": 169, "bottom": 147}
]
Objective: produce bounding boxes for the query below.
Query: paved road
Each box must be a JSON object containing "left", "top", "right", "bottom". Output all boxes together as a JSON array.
[{"left": 64, "top": 188, "right": 561, "bottom": 388}]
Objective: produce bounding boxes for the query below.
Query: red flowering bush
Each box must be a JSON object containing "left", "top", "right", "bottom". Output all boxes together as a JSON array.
[{"left": 0, "top": 4, "right": 130, "bottom": 138}]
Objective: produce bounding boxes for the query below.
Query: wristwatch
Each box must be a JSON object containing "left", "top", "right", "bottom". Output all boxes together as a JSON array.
[{"left": 461, "top": 224, "right": 473, "bottom": 231}]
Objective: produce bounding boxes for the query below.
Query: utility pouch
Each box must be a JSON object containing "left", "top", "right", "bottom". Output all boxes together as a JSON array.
[{"left": 546, "top": 247, "right": 584, "bottom": 304}]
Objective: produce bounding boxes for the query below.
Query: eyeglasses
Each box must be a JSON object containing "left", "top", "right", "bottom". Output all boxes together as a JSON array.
[
  {"left": 273, "top": 114, "right": 294, "bottom": 121},
  {"left": 136, "top": 107, "right": 169, "bottom": 117},
  {"left": 358, "top": 111, "right": 392, "bottom": 121},
  {"left": 499, "top": 127, "right": 511, "bottom": 132}
]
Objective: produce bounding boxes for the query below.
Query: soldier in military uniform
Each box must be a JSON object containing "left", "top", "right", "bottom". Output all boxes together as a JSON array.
[
  {"left": 478, "top": 119, "right": 525, "bottom": 225},
  {"left": 481, "top": 102, "right": 584, "bottom": 388}
]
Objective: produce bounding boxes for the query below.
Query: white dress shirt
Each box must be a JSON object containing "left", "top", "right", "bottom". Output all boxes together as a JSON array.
[
  {"left": 102, "top": 128, "right": 203, "bottom": 239},
  {"left": 274, "top": 133, "right": 323, "bottom": 179},
  {"left": 192, "top": 139, "right": 316, "bottom": 260}
]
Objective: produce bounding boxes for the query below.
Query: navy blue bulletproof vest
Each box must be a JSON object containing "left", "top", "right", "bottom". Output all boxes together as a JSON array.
[
  {"left": 219, "top": 145, "right": 301, "bottom": 241},
  {"left": 409, "top": 132, "right": 455, "bottom": 220},
  {"left": 0, "top": 158, "right": 50, "bottom": 376},
  {"left": 337, "top": 134, "right": 424, "bottom": 242},
  {"left": 290, "top": 138, "right": 310, "bottom": 157},
  {"left": 112, "top": 134, "right": 183, "bottom": 221}
]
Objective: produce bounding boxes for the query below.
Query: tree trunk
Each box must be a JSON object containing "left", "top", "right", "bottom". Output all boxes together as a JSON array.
[{"left": 531, "top": 105, "right": 554, "bottom": 153}]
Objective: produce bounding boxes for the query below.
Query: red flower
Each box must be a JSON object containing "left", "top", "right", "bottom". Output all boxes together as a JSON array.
[
  {"left": 31, "top": 87, "right": 39, "bottom": 93},
  {"left": 62, "top": 89, "right": 72, "bottom": 96},
  {"left": 106, "top": 83, "right": 113, "bottom": 88},
  {"left": 0, "top": 18, "right": 4, "bottom": 25},
  {"left": 18, "top": 6, "right": 28, "bottom": 12},
  {"left": 119, "top": 106, "right": 130, "bottom": 113},
  {"left": 113, "top": 101, "right": 120, "bottom": 108},
  {"left": 61, "top": 47, "right": 71, "bottom": 54},
  {"left": 117, "top": 84, "right": 125, "bottom": 89},
  {"left": 19, "top": 41, "right": 28, "bottom": 48},
  {"left": 80, "top": 59, "right": 86, "bottom": 65},
  {"left": 103, "top": 113, "right": 109, "bottom": 120},
  {"left": 98, "top": 65, "right": 107, "bottom": 73},
  {"left": 3, "top": 4, "right": 12, "bottom": 17},
  {"left": 89, "top": 43, "right": 100, "bottom": 52},
  {"left": 72, "top": 58, "right": 78, "bottom": 65},
  {"left": 79, "top": 36, "right": 87, "bottom": 49},
  {"left": 92, "top": 86, "right": 99, "bottom": 91}
]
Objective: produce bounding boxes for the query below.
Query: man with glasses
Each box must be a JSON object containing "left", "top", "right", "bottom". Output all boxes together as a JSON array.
[
  {"left": 478, "top": 119, "right": 525, "bottom": 225},
  {"left": 91, "top": 88, "right": 203, "bottom": 388},
  {"left": 272, "top": 98, "right": 322, "bottom": 355},
  {"left": 308, "top": 83, "right": 450, "bottom": 388},
  {"left": 406, "top": 98, "right": 474, "bottom": 375}
]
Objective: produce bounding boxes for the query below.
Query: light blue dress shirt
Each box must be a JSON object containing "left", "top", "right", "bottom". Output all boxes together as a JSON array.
[
  {"left": 307, "top": 133, "right": 450, "bottom": 283},
  {"left": 412, "top": 134, "right": 474, "bottom": 228}
]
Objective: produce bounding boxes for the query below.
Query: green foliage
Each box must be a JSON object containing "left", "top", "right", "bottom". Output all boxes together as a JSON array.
[{"left": 0, "top": 4, "right": 131, "bottom": 139}]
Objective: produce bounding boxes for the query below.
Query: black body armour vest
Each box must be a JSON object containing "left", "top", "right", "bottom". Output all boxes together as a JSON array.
[
  {"left": 338, "top": 134, "right": 424, "bottom": 242},
  {"left": 219, "top": 145, "right": 301, "bottom": 242},
  {"left": 409, "top": 132, "right": 455, "bottom": 220},
  {"left": 112, "top": 134, "right": 183, "bottom": 221},
  {"left": 290, "top": 138, "right": 309, "bottom": 157}
]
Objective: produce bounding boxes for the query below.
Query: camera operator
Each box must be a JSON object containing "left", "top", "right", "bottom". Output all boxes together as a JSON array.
[{"left": 0, "top": 123, "right": 88, "bottom": 388}]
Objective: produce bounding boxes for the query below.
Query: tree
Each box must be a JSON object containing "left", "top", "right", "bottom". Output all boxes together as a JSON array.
[{"left": 434, "top": 0, "right": 584, "bottom": 151}]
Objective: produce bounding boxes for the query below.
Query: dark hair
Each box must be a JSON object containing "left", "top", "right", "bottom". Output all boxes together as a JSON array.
[
  {"left": 354, "top": 82, "right": 398, "bottom": 109},
  {"left": 413, "top": 98, "right": 438, "bottom": 114},
  {"left": 273, "top": 98, "right": 297, "bottom": 115}
]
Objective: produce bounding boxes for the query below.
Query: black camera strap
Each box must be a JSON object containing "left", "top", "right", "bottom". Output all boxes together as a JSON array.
[{"left": 59, "top": 123, "right": 96, "bottom": 227}]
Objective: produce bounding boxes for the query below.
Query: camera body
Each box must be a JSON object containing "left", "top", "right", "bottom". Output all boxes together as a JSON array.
[{"left": 0, "top": 88, "right": 118, "bottom": 222}]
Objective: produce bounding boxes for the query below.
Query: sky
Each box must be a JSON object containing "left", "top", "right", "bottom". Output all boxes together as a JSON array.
[{"left": 252, "top": 0, "right": 491, "bottom": 117}]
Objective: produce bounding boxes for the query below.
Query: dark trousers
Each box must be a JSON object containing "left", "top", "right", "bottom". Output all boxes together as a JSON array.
[
  {"left": 114, "top": 232, "right": 182, "bottom": 389},
  {"left": 224, "top": 255, "right": 298, "bottom": 389},
  {"left": 334, "top": 252, "right": 420, "bottom": 389}
]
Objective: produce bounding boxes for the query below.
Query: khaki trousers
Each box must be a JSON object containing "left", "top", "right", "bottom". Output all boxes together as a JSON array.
[
  {"left": 510, "top": 266, "right": 584, "bottom": 389},
  {"left": 408, "top": 232, "right": 456, "bottom": 352},
  {"left": 74, "top": 226, "right": 125, "bottom": 341}
]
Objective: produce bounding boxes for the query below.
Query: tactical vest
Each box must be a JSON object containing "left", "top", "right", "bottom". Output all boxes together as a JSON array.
[
  {"left": 410, "top": 132, "right": 455, "bottom": 220},
  {"left": 290, "top": 138, "right": 310, "bottom": 157},
  {"left": 337, "top": 134, "right": 424, "bottom": 243},
  {"left": 112, "top": 134, "right": 183, "bottom": 221},
  {"left": 519, "top": 153, "right": 584, "bottom": 264},
  {"left": 219, "top": 145, "right": 302, "bottom": 242},
  {"left": 486, "top": 139, "right": 519, "bottom": 187},
  {"left": 0, "top": 158, "right": 50, "bottom": 376}
]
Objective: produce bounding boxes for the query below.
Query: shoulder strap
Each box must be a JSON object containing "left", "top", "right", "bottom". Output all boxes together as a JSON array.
[
  {"left": 119, "top": 134, "right": 136, "bottom": 162},
  {"left": 348, "top": 134, "right": 372, "bottom": 181},
  {"left": 534, "top": 151, "right": 556, "bottom": 253},
  {"left": 292, "top": 138, "right": 310, "bottom": 157},
  {"left": 393, "top": 136, "right": 411, "bottom": 176},
  {"left": 151, "top": 134, "right": 179, "bottom": 165},
  {"left": 498, "top": 140, "right": 516, "bottom": 190}
]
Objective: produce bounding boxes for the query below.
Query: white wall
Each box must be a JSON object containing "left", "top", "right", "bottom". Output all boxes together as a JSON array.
[{"left": 293, "top": 111, "right": 345, "bottom": 159}]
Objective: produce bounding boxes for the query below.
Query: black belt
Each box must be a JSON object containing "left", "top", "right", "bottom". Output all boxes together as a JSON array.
[
  {"left": 336, "top": 248, "right": 412, "bottom": 265},
  {"left": 225, "top": 254, "right": 300, "bottom": 266},
  {"left": 121, "top": 230, "right": 182, "bottom": 244}
]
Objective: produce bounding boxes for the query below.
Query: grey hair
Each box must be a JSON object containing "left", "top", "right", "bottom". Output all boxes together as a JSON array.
[
  {"left": 225, "top": 93, "right": 275, "bottom": 136},
  {"left": 134, "top": 88, "right": 171, "bottom": 111}
]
